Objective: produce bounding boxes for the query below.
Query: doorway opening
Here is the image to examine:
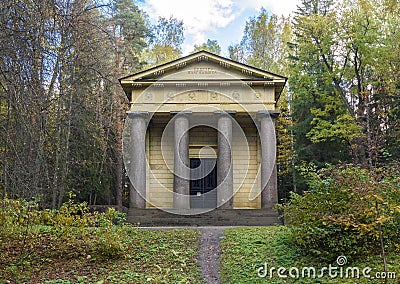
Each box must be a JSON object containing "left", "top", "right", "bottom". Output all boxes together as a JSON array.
[{"left": 190, "top": 158, "right": 217, "bottom": 208}]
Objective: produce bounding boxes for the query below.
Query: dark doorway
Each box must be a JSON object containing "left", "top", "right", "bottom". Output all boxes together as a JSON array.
[{"left": 190, "top": 158, "right": 217, "bottom": 208}]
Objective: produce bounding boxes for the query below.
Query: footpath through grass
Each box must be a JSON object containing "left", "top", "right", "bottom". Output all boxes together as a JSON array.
[
  {"left": 220, "top": 226, "right": 399, "bottom": 284},
  {"left": 0, "top": 227, "right": 202, "bottom": 284}
]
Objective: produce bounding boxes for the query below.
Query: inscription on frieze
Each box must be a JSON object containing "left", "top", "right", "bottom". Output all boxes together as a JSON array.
[{"left": 188, "top": 67, "right": 217, "bottom": 75}]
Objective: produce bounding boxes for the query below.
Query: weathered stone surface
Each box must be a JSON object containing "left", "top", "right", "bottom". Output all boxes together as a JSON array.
[
  {"left": 127, "top": 208, "right": 282, "bottom": 226},
  {"left": 215, "top": 111, "right": 235, "bottom": 208},
  {"left": 258, "top": 111, "right": 279, "bottom": 209},
  {"left": 173, "top": 111, "right": 191, "bottom": 209},
  {"left": 127, "top": 111, "right": 149, "bottom": 209}
]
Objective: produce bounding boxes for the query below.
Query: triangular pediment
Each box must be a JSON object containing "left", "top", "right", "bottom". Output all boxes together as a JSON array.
[
  {"left": 120, "top": 50, "right": 286, "bottom": 81},
  {"left": 119, "top": 51, "right": 287, "bottom": 101}
]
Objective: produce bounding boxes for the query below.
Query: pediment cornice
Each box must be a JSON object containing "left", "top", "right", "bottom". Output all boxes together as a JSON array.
[{"left": 119, "top": 51, "right": 287, "bottom": 101}]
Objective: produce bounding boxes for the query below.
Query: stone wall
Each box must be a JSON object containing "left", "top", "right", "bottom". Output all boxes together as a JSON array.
[
  {"left": 147, "top": 116, "right": 173, "bottom": 208},
  {"left": 232, "top": 120, "right": 261, "bottom": 208}
]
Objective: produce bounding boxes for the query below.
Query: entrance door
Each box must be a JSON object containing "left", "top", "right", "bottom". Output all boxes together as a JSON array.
[{"left": 190, "top": 158, "right": 217, "bottom": 208}]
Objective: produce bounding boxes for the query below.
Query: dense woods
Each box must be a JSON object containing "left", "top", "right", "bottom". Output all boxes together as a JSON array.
[
  {"left": 0, "top": 0, "right": 184, "bottom": 208},
  {"left": 1, "top": 0, "right": 399, "bottom": 208}
]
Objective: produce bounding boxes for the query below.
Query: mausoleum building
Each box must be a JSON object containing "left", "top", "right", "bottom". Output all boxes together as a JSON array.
[{"left": 119, "top": 51, "right": 286, "bottom": 225}]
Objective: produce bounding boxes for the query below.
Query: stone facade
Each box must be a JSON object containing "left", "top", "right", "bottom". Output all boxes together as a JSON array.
[{"left": 120, "top": 51, "right": 286, "bottom": 225}]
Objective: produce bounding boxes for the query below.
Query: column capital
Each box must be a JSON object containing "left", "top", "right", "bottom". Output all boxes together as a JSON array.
[
  {"left": 170, "top": 110, "right": 192, "bottom": 117},
  {"left": 214, "top": 110, "right": 237, "bottom": 117},
  {"left": 127, "top": 111, "right": 150, "bottom": 119},
  {"left": 257, "top": 110, "right": 280, "bottom": 119}
]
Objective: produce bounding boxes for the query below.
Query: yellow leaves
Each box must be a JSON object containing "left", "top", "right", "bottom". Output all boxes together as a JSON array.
[
  {"left": 372, "top": 194, "right": 384, "bottom": 203},
  {"left": 283, "top": 164, "right": 400, "bottom": 259},
  {"left": 307, "top": 111, "right": 361, "bottom": 143}
]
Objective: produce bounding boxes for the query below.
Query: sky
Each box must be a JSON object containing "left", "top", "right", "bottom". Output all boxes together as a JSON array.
[{"left": 140, "top": 0, "right": 301, "bottom": 56}]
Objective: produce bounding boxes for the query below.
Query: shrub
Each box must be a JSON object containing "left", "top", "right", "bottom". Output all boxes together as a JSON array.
[
  {"left": 0, "top": 196, "right": 130, "bottom": 260},
  {"left": 282, "top": 163, "right": 400, "bottom": 260},
  {"left": 93, "top": 207, "right": 130, "bottom": 259},
  {"left": 0, "top": 198, "right": 42, "bottom": 235}
]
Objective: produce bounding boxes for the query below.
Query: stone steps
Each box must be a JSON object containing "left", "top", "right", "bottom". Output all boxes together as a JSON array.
[{"left": 127, "top": 208, "right": 282, "bottom": 226}]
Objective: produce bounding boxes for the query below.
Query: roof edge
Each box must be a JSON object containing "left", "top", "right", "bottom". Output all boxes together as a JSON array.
[{"left": 119, "top": 50, "right": 288, "bottom": 82}]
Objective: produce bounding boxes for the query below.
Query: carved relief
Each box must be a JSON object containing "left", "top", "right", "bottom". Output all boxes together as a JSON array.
[
  {"left": 197, "top": 82, "right": 208, "bottom": 87},
  {"left": 188, "top": 92, "right": 196, "bottom": 101},
  {"left": 231, "top": 91, "right": 240, "bottom": 100},
  {"left": 164, "top": 91, "right": 175, "bottom": 100},
  {"left": 209, "top": 91, "right": 219, "bottom": 101},
  {"left": 145, "top": 93, "right": 154, "bottom": 101}
]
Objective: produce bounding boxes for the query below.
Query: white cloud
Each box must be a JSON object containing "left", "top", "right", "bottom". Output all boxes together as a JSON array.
[
  {"left": 141, "top": 0, "right": 300, "bottom": 54},
  {"left": 142, "top": 0, "right": 238, "bottom": 51},
  {"left": 236, "top": 0, "right": 299, "bottom": 17}
]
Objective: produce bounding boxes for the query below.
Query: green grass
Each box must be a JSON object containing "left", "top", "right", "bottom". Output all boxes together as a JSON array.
[
  {"left": 0, "top": 227, "right": 202, "bottom": 284},
  {"left": 2, "top": 223, "right": 399, "bottom": 284},
  {"left": 220, "top": 226, "right": 399, "bottom": 284}
]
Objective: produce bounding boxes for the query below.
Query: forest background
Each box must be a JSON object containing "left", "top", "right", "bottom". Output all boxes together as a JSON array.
[{"left": 1, "top": 0, "right": 398, "bottom": 209}]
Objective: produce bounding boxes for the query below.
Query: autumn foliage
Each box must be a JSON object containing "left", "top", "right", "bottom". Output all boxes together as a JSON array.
[{"left": 282, "top": 164, "right": 400, "bottom": 260}]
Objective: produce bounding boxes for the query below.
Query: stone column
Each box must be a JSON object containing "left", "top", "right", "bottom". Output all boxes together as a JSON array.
[
  {"left": 172, "top": 111, "right": 191, "bottom": 209},
  {"left": 127, "top": 111, "right": 149, "bottom": 209},
  {"left": 216, "top": 110, "right": 235, "bottom": 208},
  {"left": 258, "top": 110, "right": 279, "bottom": 209}
]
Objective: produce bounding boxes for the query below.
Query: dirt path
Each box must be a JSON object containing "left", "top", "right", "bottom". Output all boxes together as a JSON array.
[
  {"left": 139, "top": 226, "right": 230, "bottom": 283},
  {"left": 198, "top": 227, "right": 223, "bottom": 284}
]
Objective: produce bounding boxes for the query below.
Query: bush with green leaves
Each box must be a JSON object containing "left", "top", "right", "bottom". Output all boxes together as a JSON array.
[
  {"left": 0, "top": 196, "right": 130, "bottom": 259},
  {"left": 282, "top": 163, "right": 400, "bottom": 260},
  {"left": 0, "top": 198, "right": 42, "bottom": 227}
]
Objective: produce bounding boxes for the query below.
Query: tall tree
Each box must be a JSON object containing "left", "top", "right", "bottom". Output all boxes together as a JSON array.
[
  {"left": 109, "top": 0, "right": 149, "bottom": 208},
  {"left": 0, "top": 0, "right": 57, "bottom": 201},
  {"left": 239, "top": 8, "right": 287, "bottom": 71},
  {"left": 289, "top": 0, "right": 400, "bottom": 186},
  {"left": 142, "top": 16, "right": 184, "bottom": 66},
  {"left": 192, "top": 39, "right": 221, "bottom": 55},
  {"left": 228, "top": 44, "right": 245, "bottom": 63},
  {"left": 110, "top": 0, "right": 148, "bottom": 73},
  {"left": 289, "top": 0, "right": 356, "bottom": 190},
  {"left": 228, "top": 9, "right": 295, "bottom": 199},
  {"left": 0, "top": 0, "right": 150, "bottom": 208}
]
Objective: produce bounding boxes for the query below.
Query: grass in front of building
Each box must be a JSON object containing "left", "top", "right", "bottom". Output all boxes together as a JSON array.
[
  {"left": 1, "top": 198, "right": 203, "bottom": 283},
  {"left": 0, "top": 227, "right": 202, "bottom": 283},
  {"left": 220, "top": 226, "right": 399, "bottom": 284}
]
